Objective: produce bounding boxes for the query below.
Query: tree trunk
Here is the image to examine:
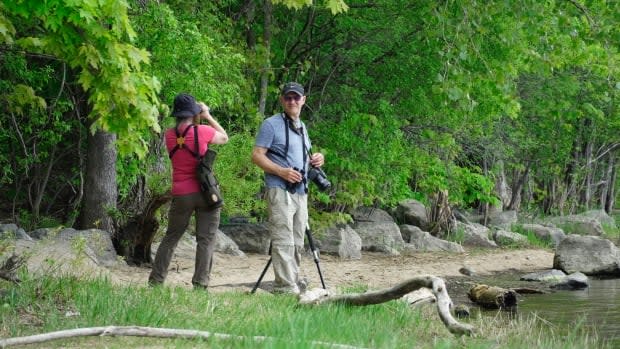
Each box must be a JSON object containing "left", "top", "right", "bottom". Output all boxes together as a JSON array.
[
  {"left": 494, "top": 160, "right": 511, "bottom": 210},
  {"left": 605, "top": 154, "right": 616, "bottom": 213},
  {"left": 580, "top": 134, "right": 593, "bottom": 210},
  {"left": 506, "top": 164, "right": 530, "bottom": 211},
  {"left": 258, "top": 0, "right": 272, "bottom": 116},
  {"left": 79, "top": 130, "right": 117, "bottom": 233},
  {"left": 243, "top": 0, "right": 256, "bottom": 49}
]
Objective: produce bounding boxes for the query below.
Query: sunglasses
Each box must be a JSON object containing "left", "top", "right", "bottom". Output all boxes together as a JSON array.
[{"left": 283, "top": 94, "right": 302, "bottom": 102}]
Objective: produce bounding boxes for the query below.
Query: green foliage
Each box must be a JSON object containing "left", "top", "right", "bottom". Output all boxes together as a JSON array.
[
  {"left": 213, "top": 134, "right": 265, "bottom": 220},
  {"left": 3, "top": 0, "right": 163, "bottom": 157},
  {"left": 311, "top": 111, "right": 414, "bottom": 211},
  {"left": 0, "top": 51, "right": 81, "bottom": 226},
  {"left": 272, "top": 0, "right": 349, "bottom": 15},
  {"left": 2, "top": 0, "right": 619, "bottom": 231},
  {"left": 444, "top": 226, "right": 466, "bottom": 244}
]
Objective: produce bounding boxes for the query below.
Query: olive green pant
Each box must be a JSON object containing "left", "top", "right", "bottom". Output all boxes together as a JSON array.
[
  {"left": 266, "top": 187, "right": 308, "bottom": 293},
  {"left": 149, "top": 192, "right": 221, "bottom": 288}
]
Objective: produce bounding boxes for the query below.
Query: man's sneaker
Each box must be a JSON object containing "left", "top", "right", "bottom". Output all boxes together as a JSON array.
[{"left": 297, "top": 277, "right": 309, "bottom": 293}]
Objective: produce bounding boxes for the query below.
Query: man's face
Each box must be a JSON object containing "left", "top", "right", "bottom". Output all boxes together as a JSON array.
[{"left": 280, "top": 92, "right": 306, "bottom": 117}]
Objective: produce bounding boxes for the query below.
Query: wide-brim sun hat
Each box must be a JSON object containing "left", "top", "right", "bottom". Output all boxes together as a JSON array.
[{"left": 172, "top": 93, "right": 202, "bottom": 117}]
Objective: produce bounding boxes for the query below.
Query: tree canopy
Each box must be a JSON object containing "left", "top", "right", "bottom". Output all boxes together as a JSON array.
[{"left": 1, "top": 0, "right": 618, "bottom": 231}]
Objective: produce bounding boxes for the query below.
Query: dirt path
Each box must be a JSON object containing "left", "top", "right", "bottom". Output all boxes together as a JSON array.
[{"left": 109, "top": 245, "right": 555, "bottom": 293}]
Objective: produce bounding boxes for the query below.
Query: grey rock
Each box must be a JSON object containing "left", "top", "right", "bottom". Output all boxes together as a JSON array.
[
  {"left": 553, "top": 235, "right": 620, "bottom": 276},
  {"left": 520, "top": 269, "right": 566, "bottom": 282}
]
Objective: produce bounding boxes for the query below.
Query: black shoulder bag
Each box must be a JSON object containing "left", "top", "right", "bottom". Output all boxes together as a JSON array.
[{"left": 194, "top": 126, "right": 223, "bottom": 208}]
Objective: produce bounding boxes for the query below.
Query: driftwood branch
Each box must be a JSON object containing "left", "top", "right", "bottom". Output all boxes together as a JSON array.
[
  {"left": 300, "top": 276, "right": 474, "bottom": 336},
  {"left": 0, "top": 325, "right": 364, "bottom": 349}
]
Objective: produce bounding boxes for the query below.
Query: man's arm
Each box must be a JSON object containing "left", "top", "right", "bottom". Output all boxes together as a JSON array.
[{"left": 252, "top": 146, "right": 302, "bottom": 184}]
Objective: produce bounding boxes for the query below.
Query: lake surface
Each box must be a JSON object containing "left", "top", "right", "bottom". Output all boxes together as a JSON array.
[{"left": 516, "top": 278, "right": 620, "bottom": 346}]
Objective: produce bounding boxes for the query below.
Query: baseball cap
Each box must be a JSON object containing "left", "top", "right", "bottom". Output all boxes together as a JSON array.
[{"left": 281, "top": 82, "right": 304, "bottom": 96}]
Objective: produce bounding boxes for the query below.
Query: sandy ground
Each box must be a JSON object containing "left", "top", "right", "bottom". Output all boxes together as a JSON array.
[{"left": 108, "top": 240, "right": 555, "bottom": 294}]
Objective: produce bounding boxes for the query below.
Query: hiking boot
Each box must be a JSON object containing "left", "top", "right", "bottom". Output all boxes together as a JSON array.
[
  {"left": 192, "top": 283, "right": 209, "bottom": 292},
  {"left": 147, "top": 279, "right": 163, "bottom": 288}
]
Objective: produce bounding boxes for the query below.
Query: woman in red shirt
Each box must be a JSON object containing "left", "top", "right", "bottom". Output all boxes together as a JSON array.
[{"left": 149, "top": 93, "right": 228, "bottom": 289}]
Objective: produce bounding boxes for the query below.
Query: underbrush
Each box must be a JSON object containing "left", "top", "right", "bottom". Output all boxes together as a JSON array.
[{"left": 0, "top": 275, "right": 611, "bottom": 349}]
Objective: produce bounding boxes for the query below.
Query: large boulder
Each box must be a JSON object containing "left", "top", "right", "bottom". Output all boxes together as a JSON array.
[
  {"left": 486, "top": 210, "right": 518, "bottom": 230},
  {"left": 492, "top": 229, "right": 528, "bottom": 247},
  {"left": 219, "top": 223, "right": 271, "bottom": 254},
  {"left": 547, "top": 215, "right": 604, "bottom": 236},
  {"left": 553, "top": 235, "right": 620, "bottom": 276},
  {"left": 317, "top": 225, "right": 362, "bottom": 259},
  {"left": 393, "top": 199, "right": 429, "bottom": 230},
  {"left": 455, "top": 222, "right": 497, "bottom": 248},
  {"left": 15, "top": 228, "right": 118, "bottom": 277},
  {"left": 215, "top": 231, "right": 246, "bottom": 257},
  {"left": 520, "top": 223, "right": 566, "bottom": 247},
  {"left": 0, "top": 224, "right": 32, "bottom": 240},
  {"left": 400, "top": 225, "right": 464, "bottom": 253},
  {"left": 582, "top": 210, "right": 617, "bottom": 230},
  {"left": 352, "top": 206, "right": 395, "bottom": 223},
  {"left": 352, "top": 207, "right": 404, "bottom": 255}
]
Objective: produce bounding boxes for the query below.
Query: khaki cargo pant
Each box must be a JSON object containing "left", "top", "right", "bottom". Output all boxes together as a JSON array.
[
  {"left": 149, "top": 192, "right": 221, "bottom": 288},
  {"left": 266, "top": 187, "right": 308, "bottom": 293}
]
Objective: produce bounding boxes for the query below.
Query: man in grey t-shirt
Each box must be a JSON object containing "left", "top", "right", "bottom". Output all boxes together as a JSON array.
[{"left": 251, "top": 82, "right": 325, "bottom": 294}]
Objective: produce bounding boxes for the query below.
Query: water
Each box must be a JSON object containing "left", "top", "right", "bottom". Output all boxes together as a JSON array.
[{"left": 517, "top": 278, "right": 620, "bottom": 346}]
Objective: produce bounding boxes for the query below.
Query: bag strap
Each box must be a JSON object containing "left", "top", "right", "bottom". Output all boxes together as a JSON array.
[
  {"left": 193, "top": 125, "right": 201, "bottom": 161},
  {"left": 168, "top": 124, "right": 198, "bottom": 159}
]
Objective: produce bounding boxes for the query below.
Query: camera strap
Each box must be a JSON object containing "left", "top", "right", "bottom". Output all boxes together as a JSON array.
[{"left": 279, "top": 113, "right": 309, "bottom": 192}]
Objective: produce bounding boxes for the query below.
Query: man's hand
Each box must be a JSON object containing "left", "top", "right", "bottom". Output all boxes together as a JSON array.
[
  {"left": 281, "top": 167, "right": 303, "bottom": 184},
  {"left": 310, "top": 152, "right": 325, "bottom": 167}
]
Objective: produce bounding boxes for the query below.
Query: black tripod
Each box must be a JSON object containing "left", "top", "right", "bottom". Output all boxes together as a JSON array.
[{"left": 251, "top": 227, "right": 326, "bottom": 293}]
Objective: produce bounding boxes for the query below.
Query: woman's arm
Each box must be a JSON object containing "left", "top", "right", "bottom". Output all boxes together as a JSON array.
[{"left": 199, "top": 103, "right": 228, "bottom": 144}]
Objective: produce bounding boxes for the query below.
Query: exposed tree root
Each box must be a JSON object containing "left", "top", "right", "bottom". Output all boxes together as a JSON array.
[
  {"left": 0, "top": 325, "right": 365, "bottom": 349},
  {"left": 0, "top": 254, "right": 26, "bottom": 283},
  {"left": 299, "top": 275, "right": 475, "bottom": 336}
]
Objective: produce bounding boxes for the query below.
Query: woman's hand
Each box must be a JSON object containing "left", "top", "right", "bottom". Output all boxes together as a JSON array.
[{"left": 198, "top": 102, "right": 213, "bottom": 120}]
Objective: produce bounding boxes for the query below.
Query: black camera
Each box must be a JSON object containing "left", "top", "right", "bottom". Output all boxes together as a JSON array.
[{"left": 307, "top": 166, "right": 331, "bottom": 192}]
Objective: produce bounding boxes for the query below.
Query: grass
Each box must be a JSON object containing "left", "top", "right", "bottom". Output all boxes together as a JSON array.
[
  {"left": 510, "top": 225, "right": 555, "bottom": 249},
  {"left": 602, "top": 210, "right": 619, "bottom": 240},
  {"left": 0, "top": 274, "right": 613, "bottom": 349}
]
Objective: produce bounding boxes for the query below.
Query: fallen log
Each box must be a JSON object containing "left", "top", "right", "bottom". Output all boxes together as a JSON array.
[
  {"left": 0, "top": 326, "right": 363, "bottom": 349},
  {"left": 467, "top": 284, "right": 517, "bottom": 309},
  {"left": 299, "top": 276, "right": 474, "bottom": 337}
]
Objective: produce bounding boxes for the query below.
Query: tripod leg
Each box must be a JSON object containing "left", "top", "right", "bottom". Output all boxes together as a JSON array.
[
  {"left": 305, "top": 228, "right": 326, "bottom": 289},
  {"left": 251, "top": 257, "right": 272, "bottom": 294}
]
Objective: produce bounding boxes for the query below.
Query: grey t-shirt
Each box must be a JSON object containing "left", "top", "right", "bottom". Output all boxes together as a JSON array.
[{"left": 255, "top": 113, "right": 311, "bottom": 194}]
